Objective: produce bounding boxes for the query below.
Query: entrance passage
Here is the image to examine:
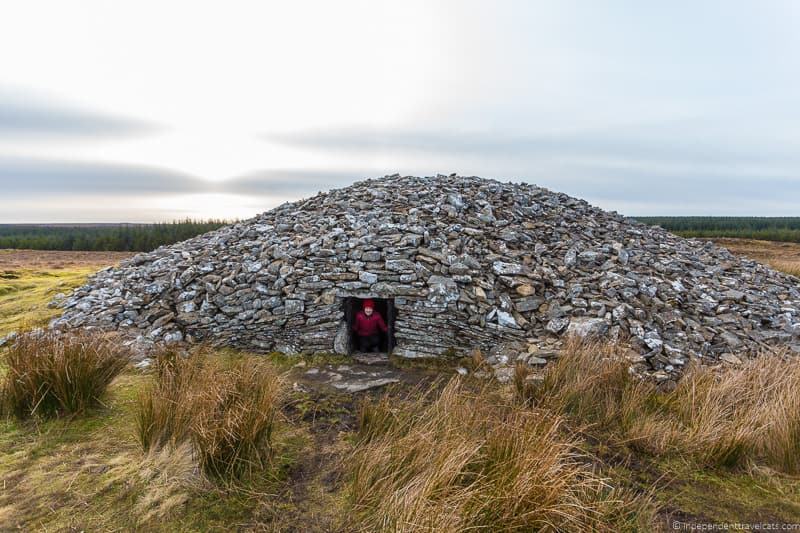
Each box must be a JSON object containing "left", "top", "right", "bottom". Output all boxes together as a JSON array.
[{"left": 343, "top": 297, "right": 395, "bottom": 354}]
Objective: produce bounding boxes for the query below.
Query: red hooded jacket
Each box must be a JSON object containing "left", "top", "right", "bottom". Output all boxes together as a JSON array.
[{"left": 352, "top": 310, "right": 388, "bottom": 336}]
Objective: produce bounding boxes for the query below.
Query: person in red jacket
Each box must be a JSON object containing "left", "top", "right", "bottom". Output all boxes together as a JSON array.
[{"left": 352, "top": 299, "right": 388, "bottom": 352}]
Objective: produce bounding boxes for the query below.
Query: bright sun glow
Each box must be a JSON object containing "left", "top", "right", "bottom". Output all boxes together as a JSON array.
[
  {"left": 148, "top": 193, "right": 285, "bottom": 221},
  {"left": 3, "top": 1, "right": 800, "bottom": 220},
  {"left": 0, "top": 1, "right": 445, "bottom": 181}
]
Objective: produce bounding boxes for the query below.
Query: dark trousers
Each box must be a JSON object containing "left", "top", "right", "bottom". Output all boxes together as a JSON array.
[{"left": 358, "top": 334, "right": 381, "bottom": 352}]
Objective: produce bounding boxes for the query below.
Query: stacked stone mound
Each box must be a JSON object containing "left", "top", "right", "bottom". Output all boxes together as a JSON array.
[{"left": 53, "top": 174, "right": 800, "bottom": 380}]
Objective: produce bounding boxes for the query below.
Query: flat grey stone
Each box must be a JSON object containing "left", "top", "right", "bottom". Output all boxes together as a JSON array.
[{"left": 332, "top": 378, "right": 400, "bottom": 393}]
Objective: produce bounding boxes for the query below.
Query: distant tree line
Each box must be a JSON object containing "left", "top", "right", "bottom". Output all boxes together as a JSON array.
[
  {"left": 4, "top": 217, "right": 799, "bottom": 251},
  {"left": 635, "top": 217, "right": 800, "bottom": 243},
  {"left": 0, "top": 219, "right": 232, "bottom": 252}
]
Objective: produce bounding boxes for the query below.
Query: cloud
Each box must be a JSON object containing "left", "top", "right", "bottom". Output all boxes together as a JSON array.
[
  {"left": 263, "top": 124, "right": 800, "bottom": 170},
  {"left": 0, "top": 159, "right": 393, "bottom": 221},
  {"left": 0, "top": 157, "right": 204, "bottom": 195},
  {"left": 531, "top": 165, "right": 800, "bottom": 217},
  {"left": 0, "top": 159, "right": 377, "bottom": 198},
  {"left": 223, "top": 169, "right": 373, "bottom": 196},
  {"left": 0, "top": 88, "right": 160, "bottom": 139},
  {"left": 262, "top": 124, "right": 800, "bottom": 215}
]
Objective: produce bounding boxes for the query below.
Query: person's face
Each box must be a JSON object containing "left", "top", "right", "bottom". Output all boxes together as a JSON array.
[{"left": 364, "top": 307, "right": 373, "bottom": 316}]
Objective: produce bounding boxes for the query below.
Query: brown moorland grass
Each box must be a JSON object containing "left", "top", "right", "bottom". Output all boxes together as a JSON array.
[
  {"left": 771, "top": 261, "right": 800, "bottom": 277},
  {"left": 1, "top": 331, "right": 129, "bottom": 419},
  {"left": 0, "top": 249, "right": 132, "bottom": 270},
  {"left": 526, "top": 340, "right": 800, "bottom": 473},
  {"left": 709, "top": 238, "right": 800, "bottom": 277},
  {"left": 350, "top": 379, "right": 655, "bottom": 532},
  {"left": 136, "top": 348, "right": 286, "bottom": 482},
  {"left": 0, "top": 250, "right": 133, "bottom": 336}
]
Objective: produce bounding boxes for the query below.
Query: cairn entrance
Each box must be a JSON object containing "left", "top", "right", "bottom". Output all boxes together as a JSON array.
[{"left": 343, "top": 297, "right": 395, "bottom": 355}]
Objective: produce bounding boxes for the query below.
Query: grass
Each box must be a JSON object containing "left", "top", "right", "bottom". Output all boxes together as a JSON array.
[
  {"left": 771, "top": 260, "right": 800, "bottom": 277},
  {"left": 707, "top": 238, "right": 800, "bottom": 277},
  {"left": 0, "top": 267, "right": 98, "bottom": 336},
  {"left": 2, "top": 343, "right": 799, "bottom": 530},
  {"left": 660, "top": 462, "right": 800, "bottom": 521},
  {"left": 137, "top": 348, "right": 286, "bottom": 482},
  {"left": 0, "top": 372, "right": 164, "bottom": 530},
  {"left": 0, "top": 359, "right": 311, "bottom": 531},
  {"left": 1, "top": 331, "right": 129, "bottom": 419},
  {"left": 526, "top": 339, "right": 800, "bottom": 474},
  {"left": 351, "top": 379, "right": 656, "bottom": 531},
  {"left": 604, "top": 457, "right": 800, "bottom": 524},
  {"left": 0, "top": 249, "right": 799, "bottom": 528},
  {"left": 505, "top": 339, "right": 800, "bottom": 523}
]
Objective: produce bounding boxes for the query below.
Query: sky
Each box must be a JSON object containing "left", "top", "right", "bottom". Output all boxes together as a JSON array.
[{"left": 1, "top": 0, "right": 799, "bottom": 222}]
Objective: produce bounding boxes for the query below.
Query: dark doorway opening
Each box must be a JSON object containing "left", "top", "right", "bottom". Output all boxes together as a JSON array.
[{"left": 343, "top": 297, "right": 395, "bottom": 354}]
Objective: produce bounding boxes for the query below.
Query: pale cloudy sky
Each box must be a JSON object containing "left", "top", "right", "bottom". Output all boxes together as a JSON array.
[{"left": 1, "top": 0, "right": 799, "bottom": 222}]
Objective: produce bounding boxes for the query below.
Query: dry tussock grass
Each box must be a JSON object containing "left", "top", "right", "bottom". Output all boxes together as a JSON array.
[
  {"left": 524, "top": 340, "right": 656, "bottom": 433},
  {"left": 351, "top": 379, "right": 654, "bottom": 532},
  {"left": 707, "top": 238, "right": 800, "bottom": 277},
  {"left": 136, "top": 348, "right": 285, "bottom": 482},
  {"left": 770, "top": 260, "right": 800, "bottom": 277},
  {"left": 527, "top": 340, "right": 800, "bottom": 472},
  {"left": 136, "top": 349, "right": 203, "bottom": 451},
  {"left": 135, "top": 441, "right": 200, "bottom": 524},
  {"left": 1, "top": 331, "right": 128, "bottom": 418}
]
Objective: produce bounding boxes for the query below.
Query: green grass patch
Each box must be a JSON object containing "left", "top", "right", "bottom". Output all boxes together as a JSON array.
[
  {"left": 0, "top": 284, "right": 17, "bottom": 297},
  {"left": 606, "top": 456, "right": 800, "bottom": 523},
  {"left": 0, "top": 372, "right": 147, "bottom": 529},
  {"left": 667, "top": 463, "right": 800, "bottom": 522},
  {"left": 0, "top": 267, "right": 96, "bottom": 336},
  {"left": 0, "top": 357, "right": 314, "bottom": 531}
]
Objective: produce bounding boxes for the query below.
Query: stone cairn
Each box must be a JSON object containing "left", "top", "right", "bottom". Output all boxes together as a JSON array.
[{"left": 52, "top": 174, "right": 800, "bottom": 382}]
